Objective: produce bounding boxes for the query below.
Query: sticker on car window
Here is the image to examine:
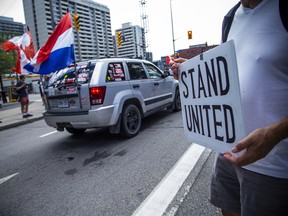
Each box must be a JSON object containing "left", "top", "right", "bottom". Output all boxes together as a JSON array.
[{"left": 107, "top": 63, "right": 125, "bottom": 81}]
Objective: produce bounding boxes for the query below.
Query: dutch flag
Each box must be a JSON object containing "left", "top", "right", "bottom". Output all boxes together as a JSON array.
[{"left": 24, "top": 12, "right": 75, "bottom": 75}]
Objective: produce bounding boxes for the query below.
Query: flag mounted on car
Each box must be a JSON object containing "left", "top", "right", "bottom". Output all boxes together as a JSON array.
[
  {"left": 24, "top": 12, "right": 75, "bottom": 75},
  {"left": 1, "top": 29, "right": 36, "bottom": 74}
]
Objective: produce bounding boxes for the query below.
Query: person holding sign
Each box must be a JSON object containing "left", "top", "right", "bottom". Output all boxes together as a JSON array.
[{"left": 170, "top": 0, "right": 288, "bottom": 215}]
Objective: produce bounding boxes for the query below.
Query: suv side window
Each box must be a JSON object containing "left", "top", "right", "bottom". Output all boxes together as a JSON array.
[
  {"left": 106, "top": 63, "right": 125, "bottom": 82},
  {"left": 144, "top": 63, "right": 163, "bottom": 79},
  {"left": 127, "top": 62, "right": 147, "bottom": 80}
]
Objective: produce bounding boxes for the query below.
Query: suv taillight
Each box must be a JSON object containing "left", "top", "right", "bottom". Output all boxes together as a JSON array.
[{"left": 89, "top": 86, "right": 106, "bottom": 105}]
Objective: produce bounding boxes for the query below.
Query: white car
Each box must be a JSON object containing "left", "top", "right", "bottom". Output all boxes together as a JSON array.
[{"left": 43, "top": 58, "right": 181, "bottom": 137}]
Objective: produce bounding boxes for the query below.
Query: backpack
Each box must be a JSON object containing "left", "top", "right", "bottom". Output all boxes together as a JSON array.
[{"left": 222, "top": 0, "right": 288, "bottom": 43}]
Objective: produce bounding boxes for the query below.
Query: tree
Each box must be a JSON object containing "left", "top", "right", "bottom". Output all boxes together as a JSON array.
[
  {"left": 0, "top": 31, "right": 18, "bottom": 75},
  {"left": 0, "top": 31, "right": 19, "bottom": 103}
]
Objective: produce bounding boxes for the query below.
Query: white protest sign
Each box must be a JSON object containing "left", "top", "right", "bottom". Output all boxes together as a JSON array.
[{"left": 178, "top": 40, "right": 245, "bottom": 153}]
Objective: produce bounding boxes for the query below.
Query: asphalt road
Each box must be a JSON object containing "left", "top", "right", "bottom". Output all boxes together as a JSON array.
[{"left": 0, "top": 110, "right": 220, "bottom": 216}]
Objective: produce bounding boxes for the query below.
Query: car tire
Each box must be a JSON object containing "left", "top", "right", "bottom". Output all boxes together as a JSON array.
[
  {"left": 66, "top": 128, "right": 86, "bottom": 135},
  {"left": 120, "top": 104, "right": 141, "bottom": 138},
  {"left": 172, "top": 88, "right": 181, "bottom": 112}
]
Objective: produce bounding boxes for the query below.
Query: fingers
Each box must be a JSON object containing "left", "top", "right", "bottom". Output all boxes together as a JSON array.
[
  {"left": 223, "top": 152, "right": 238, "bottom": 163},
  {"left": 169, "top": 62, "right": 179, "bottom": 80},
  {"left": 169, "top": 58, "right": 187, "bottom": 80},
  {"left": 174, "top": 57, "right": 186, "bottom": 63},
  {"left": 223, "top": 150, "right": 250, "bottom": 166}
]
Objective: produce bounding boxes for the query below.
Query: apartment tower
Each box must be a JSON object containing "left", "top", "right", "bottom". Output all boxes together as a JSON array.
[
  {"left": 115, "top": 22, "right": 146, "bottom": 59},
  {"left": 22, "top": 0, "right": 114, "bottom": 61}
]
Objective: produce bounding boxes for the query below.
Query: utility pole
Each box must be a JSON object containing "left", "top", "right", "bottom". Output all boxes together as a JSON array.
[
  {"left": 170, "top": 0, "right": 176, "bottom": 57},
  {"left": 139, "top": 0, "right": 149, "bottom": 59}
]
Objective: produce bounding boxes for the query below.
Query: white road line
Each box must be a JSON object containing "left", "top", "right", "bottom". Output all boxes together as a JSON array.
[
  {"left": 39, "top": 130, "right": 58, "bottom": 138},
  {"left": 0, "top": 173, "right": 19, "bottom": 185},
  {"left": 132, "top": 143, "right": 205, "bottom": 216}
]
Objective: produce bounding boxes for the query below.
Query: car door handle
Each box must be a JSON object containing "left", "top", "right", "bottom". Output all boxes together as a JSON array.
[
  {"left": 154, "top": 82, "right": 159, "bottom": 86},
  {"left": 133, "top": 84, "right": 140, "bottom": 88}
]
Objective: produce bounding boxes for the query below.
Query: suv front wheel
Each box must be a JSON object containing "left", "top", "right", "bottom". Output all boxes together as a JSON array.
[
  {"left": 172, "top": 88, "right": 181, "bottom": 112},
  {"left": 120, "top": 104, "right": 141, "bottom": 138}
]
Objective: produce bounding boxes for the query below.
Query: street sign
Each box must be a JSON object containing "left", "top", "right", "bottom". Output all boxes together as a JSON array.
[{"left": 178, "top": 40, "right": 245, "bottom": 153}]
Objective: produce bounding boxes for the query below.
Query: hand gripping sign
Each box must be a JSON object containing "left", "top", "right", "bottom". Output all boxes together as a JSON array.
[{"left": 178, "top": 40, "right": 245, "bottom": 153}]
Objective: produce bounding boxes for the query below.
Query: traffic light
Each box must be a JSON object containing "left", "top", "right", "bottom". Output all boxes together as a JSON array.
[
  {"left": 188, "top": 30, "right": 192, "bottom": 40},
  {"left": 73, "top": 14, "right": 80, "bottom": 31},
  {"left": 116, "top": 31, "right": 122, "bottom": 47}
]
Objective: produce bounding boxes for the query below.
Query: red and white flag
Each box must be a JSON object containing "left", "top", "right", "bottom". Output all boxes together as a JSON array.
[
  {"left": 1, "top": 30, "right": 36, "bottom": 74},
  {"left": 166, "top": 55, "right": 174, "bottom": 65}
]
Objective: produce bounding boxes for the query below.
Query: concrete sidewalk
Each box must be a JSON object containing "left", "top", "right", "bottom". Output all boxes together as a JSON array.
[{"left": 0, "top": 94, "right": 45, "bottom": 131}]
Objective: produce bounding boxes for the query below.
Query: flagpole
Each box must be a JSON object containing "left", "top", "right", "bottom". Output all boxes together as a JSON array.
[
  {"left": 68, "top": 7, "right": 82, "bottom": 109},
  {"left": 49, "top": 0, "right": 56, "bottom": 29}
]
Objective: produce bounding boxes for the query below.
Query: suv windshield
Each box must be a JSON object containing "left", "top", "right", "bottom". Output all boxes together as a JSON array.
[{"left": 48, "top": 63, "right": 96, "bottom": 87}]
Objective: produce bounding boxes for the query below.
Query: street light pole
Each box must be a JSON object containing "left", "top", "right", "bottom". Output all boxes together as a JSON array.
[{"left": 170, "top": 0, "right": 176, "bottom": 57}]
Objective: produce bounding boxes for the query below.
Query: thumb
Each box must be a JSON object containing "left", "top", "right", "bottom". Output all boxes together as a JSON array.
[{"left": 231, "top": 140, "right": 248, "bottom": 153}]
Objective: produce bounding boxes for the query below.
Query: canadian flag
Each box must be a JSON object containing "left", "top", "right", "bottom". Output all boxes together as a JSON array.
[{"left": 1, "top": 30, "right": 36, "bottom": 74}]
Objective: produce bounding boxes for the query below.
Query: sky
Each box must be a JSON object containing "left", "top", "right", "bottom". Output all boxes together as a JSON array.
[{"left": 0, "top": 0, "right": 239, "bottom": 61}]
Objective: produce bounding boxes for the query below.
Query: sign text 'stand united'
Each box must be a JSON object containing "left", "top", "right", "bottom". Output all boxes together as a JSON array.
[{"left": 178, "top": 40, "right": 245, "bottom": 153}]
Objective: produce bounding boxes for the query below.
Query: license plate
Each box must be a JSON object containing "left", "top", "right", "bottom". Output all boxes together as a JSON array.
[{"left": 58, "top": 99, "right": 69, "bottom": 108}]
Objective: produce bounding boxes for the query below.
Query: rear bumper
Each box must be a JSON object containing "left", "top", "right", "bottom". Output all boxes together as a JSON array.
[{"left": 43, "top": 105, "right": 117, "bottom": 129}]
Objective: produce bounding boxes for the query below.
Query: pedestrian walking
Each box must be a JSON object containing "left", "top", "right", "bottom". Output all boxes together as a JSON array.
[
  {"left": 16, "top": 75, "right": 33, "bottom": 118},
  {"left": 170, "top": 0, "right": 288, "bottom": 215}
]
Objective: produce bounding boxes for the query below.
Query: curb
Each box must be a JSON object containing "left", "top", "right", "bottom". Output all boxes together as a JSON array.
[{"left": 0, "top": 116, "right": 44, "bottom": 131}]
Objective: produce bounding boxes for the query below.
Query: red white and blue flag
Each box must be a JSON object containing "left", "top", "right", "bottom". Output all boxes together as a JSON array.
[{"left": 24, "top": 12, "right": 75, "bottom": 75}]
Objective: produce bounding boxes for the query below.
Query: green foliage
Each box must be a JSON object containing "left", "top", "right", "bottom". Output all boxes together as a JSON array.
[{"left": 0, "top": 32, "right": 18, "bottom": 75}]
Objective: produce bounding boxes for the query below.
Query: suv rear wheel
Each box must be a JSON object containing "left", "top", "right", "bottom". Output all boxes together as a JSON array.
[{"left": 120, "top": 104, "right": 141, "bottom": 138}]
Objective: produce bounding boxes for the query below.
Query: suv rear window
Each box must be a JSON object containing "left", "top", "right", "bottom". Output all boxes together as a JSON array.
[{"left": 48, "top": 63, "right": 95, "bottom": 87}]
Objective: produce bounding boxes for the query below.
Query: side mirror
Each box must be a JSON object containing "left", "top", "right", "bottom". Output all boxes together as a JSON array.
[{"left": 162, "top": 71, "right": 170, "bottom": 78}]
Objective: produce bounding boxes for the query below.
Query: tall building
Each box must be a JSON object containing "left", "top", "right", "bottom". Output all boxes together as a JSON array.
[
  {"left": 0, "top": 16, "right": 25, "bottom": 39},
  {"left": 22, "top": 0, "right": 114, "bottom": 61},
  {"left": 115, "top": 22, "right": 146, "bottom": 59}
]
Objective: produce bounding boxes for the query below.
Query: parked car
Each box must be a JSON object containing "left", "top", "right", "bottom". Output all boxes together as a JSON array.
[{"left": 43, "top": 58, "right": 181, "bottom": 138}]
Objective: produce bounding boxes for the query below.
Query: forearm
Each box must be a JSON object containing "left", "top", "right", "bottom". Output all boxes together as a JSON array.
[
  {"left": 224, "top": 116, "right": 288, "bottom": 166},
  {"left": 267, "top": 116, "right": 288, "bottom": 145},
  {"left": 16, "top": 83, "right": 26, "bottom": 91}
]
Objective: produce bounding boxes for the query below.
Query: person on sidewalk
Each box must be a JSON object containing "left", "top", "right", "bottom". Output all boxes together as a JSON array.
[
  {"left": 170, "top": 0, "right": 288, "bottom": 215},
  {"left": 16, "top": 75, "right": 33, "bottom": 118}
]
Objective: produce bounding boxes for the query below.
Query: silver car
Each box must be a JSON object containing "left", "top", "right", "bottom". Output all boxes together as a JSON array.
[{"left": 43, "top": 58, "right": 181, "bottom": 137}]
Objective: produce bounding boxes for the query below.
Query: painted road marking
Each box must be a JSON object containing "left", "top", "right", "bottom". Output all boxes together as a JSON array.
[
  {"left": 40, "top": 131, "right": 58, "bottom": 138},
  {"left": 0, "top": 172, "right": 19, "bottom": 185},
  {"left": 132, "top": 143, "right": 205, "bottom": 216}
]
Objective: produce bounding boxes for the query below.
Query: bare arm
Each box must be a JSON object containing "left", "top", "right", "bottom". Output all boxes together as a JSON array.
[
  {"left": 224, "top": 116, "right": 288, "bottom": 166},
  {"left": 16, "top": 82, "right": 27, "bottom": 91}
]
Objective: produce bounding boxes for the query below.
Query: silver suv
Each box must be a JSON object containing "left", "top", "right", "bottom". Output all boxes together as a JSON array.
[{"left": 43, "top": 58, "right": 181, "bottom": 137}]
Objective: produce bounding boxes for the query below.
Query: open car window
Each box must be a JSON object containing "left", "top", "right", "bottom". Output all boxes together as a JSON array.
[
  {"left": 127, "top": 62, "right": 147, "bottom": 80},
  {"left": 144, "top": 63, "right": 163, "bottom": 79}
]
